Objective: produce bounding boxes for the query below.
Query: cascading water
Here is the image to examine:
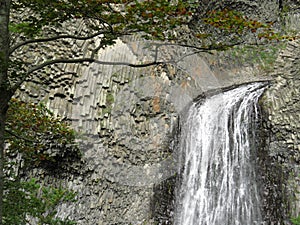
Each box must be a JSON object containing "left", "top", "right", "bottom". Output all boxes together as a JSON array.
[{"left": 175, "top": 83, "right": 267, "bottom": 225}]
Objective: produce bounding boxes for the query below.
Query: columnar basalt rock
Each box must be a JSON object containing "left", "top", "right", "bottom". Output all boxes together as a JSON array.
[
  {"left": 17, "top": 35, "right": 269, "bottom": 224},
  {"left": 12, "top": 1, "right": 300, "bottom": 224},
  {"left": 260, "top": 37, "right": 300, "bottom": 222}
]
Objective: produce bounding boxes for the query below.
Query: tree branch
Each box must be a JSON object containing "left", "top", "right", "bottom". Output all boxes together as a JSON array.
[
  {"left": 28, "top": 58, "right": 166, "bottom": 73},
  {"left": 11, "top": 39, "right": 258, "bottom": 93},
  {"left": 5, "top": 129, "right": 34, "bottom": 143},
  {"left": 9, "top": 30, "right": 111, "bottom": 55},
  {"left": 11, "top": 57, "right": 168, "bottom": 92},
  {"left": 155, "top": 42, "right": 244, "bottom": 52}
]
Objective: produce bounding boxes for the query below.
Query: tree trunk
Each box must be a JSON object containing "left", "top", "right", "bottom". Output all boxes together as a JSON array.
[
  {"left": 0, "top": 1, "right": 11, "bottom": 224},
  {"left": 0, "top": 108, "right": 7, "bottom": 225},
  {"left": 0, "top": 90, "right": 11, "bottom": 225}
]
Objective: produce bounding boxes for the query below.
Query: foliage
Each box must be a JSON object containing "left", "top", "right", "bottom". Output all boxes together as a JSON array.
[
  {"left": 114, "top": 0, "right": 195, "bottom": 40},
  {"left": 3, "top": 99, "right": 79, "bottom": 224},
  {"left": 198, "top": 8, "right": 297, "bottom": 49},
  {"left": 10, "top": 0, "right": 196, "bottom": 42},
  {"left": 230, "top": 42, "right": 287, "bottom": 71},
  {"left": 5, "top": 98, "right": 80, "bottom": 167},
  {"left": 7, "top": 1, "right": 296, "bottom": 79},
  {"left": 3, "top": 176, "right": 76, "bottom": 225},
  {"left": 292, "top": 215, "right": 300, "bottom": 225},
  {"left": 203, "top": 9, "right": 268, "bottom": 34},
  {"left": 203, "top": 9, "right": 275, "bottom": 38}
]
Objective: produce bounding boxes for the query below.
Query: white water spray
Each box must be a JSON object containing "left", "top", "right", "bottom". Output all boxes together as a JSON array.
[{"left": 176, "top": 83, "right": 266, "bottom": 225}]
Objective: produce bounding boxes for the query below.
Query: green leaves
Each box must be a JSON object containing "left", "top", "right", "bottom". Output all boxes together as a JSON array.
[
  {"left": 5, "top": 98, "right": 79, "bottom": 167},
  {"left": 202, "top": 8, "right": 297, "bottom": 43},
  {"left": 3, "top": 99, "right": 79, "bottom": 224},
  {"left": 9, "top": 22, "right": 41, "bottom": 37},
  {"left": 10, "top": 0, "right": 294, "bottom": 53},
  {"left": 291, "top": 215, "right": 300, "bottom": 225},
  {"left": 203, "top": 9, "right": 266, "bottom": 34},
  {"left": 10, "top": 0, "right": 197, "bottom": 41},
  {"left": 119, "top": 0, "right": 196, "bottom": 40},
  {"left": 11, "top": 0, "right": 110, "bottom": 37},
  {"left": 3, "top": 177, "right": 76, "bottom": 225}
]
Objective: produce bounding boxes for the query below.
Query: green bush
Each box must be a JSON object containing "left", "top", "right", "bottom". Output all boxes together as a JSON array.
[
  {"left": 4, "top": 99, "right": 79, "bottom": 224},
  {"left": 3, "top": 177, "right": 76, "bottom": 225},
  {"left": 291, "top": 215, "right": 300, "bottom": 225}
]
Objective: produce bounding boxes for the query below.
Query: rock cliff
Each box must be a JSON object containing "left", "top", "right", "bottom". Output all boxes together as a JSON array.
[
  {"left": 14, "top": 0, "right": 300, "bottom": 224},
  {"left": 18, "top": 37, "right": 269, "bottom": 224},
  {"left": 260, "top": 37, "right": 300, "bottom": 223}
]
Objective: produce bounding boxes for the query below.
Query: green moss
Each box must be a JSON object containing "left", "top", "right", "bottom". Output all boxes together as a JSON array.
[
  {"left": 230, "top": 43, "right": 287, "bottom": 72},
  {"left": 106, "top": 93, "right": 114, "bottom": 105},
  {"left": 98, "top": 93, "right": 115, "bottom": 117},
  {"left": 102, "top": 107, "right": 112, "bottom": 116}
]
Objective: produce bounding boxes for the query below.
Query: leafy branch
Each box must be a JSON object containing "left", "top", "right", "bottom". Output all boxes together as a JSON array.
[
  {"left": 201, "top": 8, "right": 299, "bottom": 42},
  {"left": 4, "top": 177, "right": 76, "bottom": 225},
  {"left": 9, "top": 30, "right": 112, "bottom": 55},
  {"left": 5, "top": 99, "right": 80, "bottom": 167},
  {"left": 4, "top": 129, "right": 34, "bottom": 143},
  {"left": 11, "top": 57, "right": 166, "bottom": 92}
]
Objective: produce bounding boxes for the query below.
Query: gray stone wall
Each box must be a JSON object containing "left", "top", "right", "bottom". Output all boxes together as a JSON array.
[{"left": 261, "top": 37, "right": 300, "bottom": 222}]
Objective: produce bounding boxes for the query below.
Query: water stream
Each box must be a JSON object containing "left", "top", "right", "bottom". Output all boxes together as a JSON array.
[{"left": 175, "top": 83, "right": 267, "bottom": 225}]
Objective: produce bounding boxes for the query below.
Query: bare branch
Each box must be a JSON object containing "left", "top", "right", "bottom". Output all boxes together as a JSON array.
[
  {"left": 155, "top": 42, "right": 244, "bottom": 52},
  {"left": 9, "top": 30, "right": 110, "bottom": 55},
  {"left": 11, "top": 40, "right": 253, "bottom": 93},
  {"left": 11, "top": 57, "right": 168, "bottom": 92},
  {"left": 27, "top": 58, "right": 166, "bottom": 74}
]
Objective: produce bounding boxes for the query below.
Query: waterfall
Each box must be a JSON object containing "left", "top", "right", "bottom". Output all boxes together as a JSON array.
[{"left": 175, "top": 83, "right": 267, "bottom": 225}]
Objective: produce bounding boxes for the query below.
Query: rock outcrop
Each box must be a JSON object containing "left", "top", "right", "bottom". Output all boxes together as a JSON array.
[
  {"left": 18, "top": 35, "right": 269, "bottom": 224},
  {"left": 260, "top": 37, "right": 300, "bottom": 223},
  {"left": 14, "top": 0, "right": 300, "bottom": 224}
]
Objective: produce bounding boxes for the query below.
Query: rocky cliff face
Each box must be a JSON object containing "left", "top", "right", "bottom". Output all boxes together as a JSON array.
[
  {"left": 14, "top": 1, "right": 300, "bottom": 224},
  {"left": 18, "top": 37, "right": 269, "bottom": 224},
  {"left": 260, "top": 37, "right": 300, "bottom": 223}
]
